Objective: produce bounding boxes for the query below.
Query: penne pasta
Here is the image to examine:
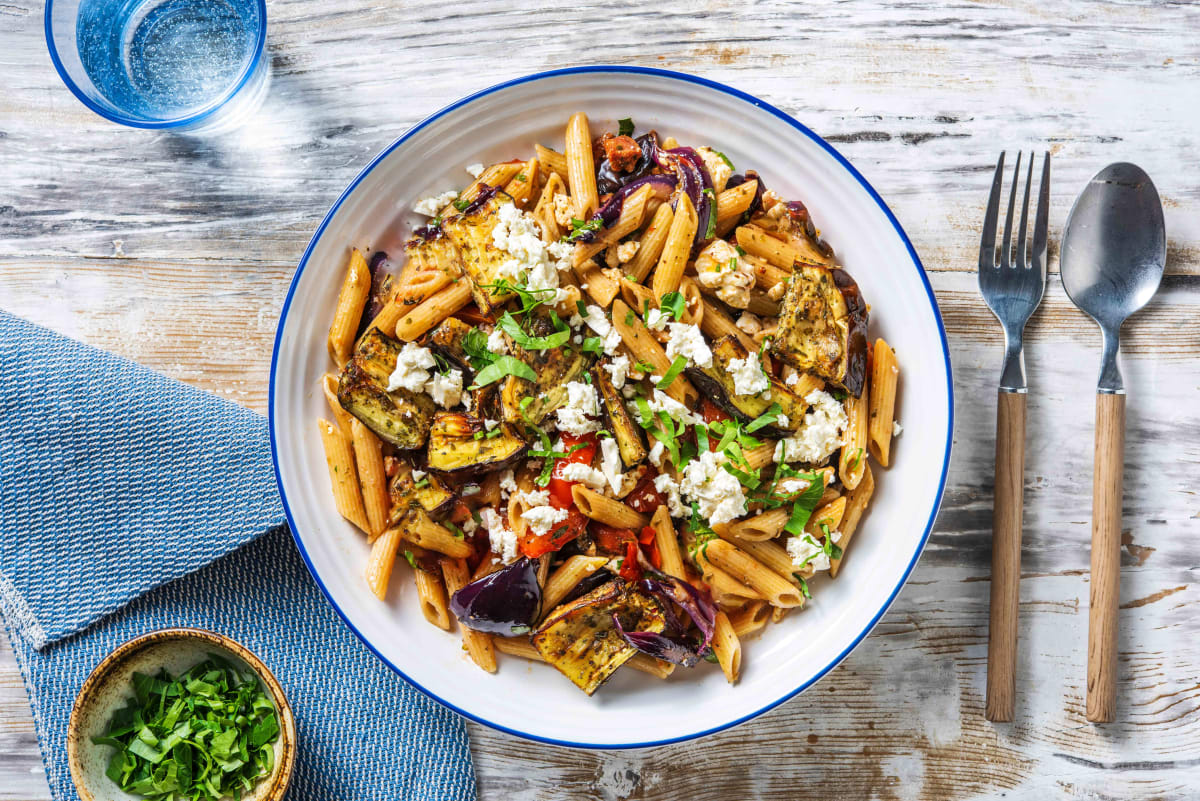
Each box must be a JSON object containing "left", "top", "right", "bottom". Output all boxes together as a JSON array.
[
  {"left": 719, "top": 531, "right": 803, "bottom": 590},
  {"left": 503, "top": 157, "right": 539, "bottom": 209},
  {"left": 541, "top": 555, "right": 609, "bottom": 613},
  {"left": 699, "top": 297, "right": 758, "bottom": 355},
  {"left": 696, "top": 547, "right": 764, "bottom": 605},
  {"left": 625, "top": 202, "right": 674, "bottom": 283},
  {"left": 744, "top": 252, "right": 792, "bottom": 291},
  {"left": 727, "top": 601, "right": 770, "bottom": 638},
  {"left": 394, "top": 509, "right": 473, "bottom": 559},
  {"left": 839, "top": 387, "right": 870, "bottom": 490},
  {"left": 735, "top": 224, "right": 803, "bottom": 270},
  {"left": 351, "top": 418, "right": 390, "bottom": 538},
  {"left": 743, "top": 440, "right": 779, "bottom": 472},
  {"left": 610, "top": 299, "right": 699, "bottom": 406},
  {"left": 650, "top": 193, "right": 697, "bottom": 300},
  {"left": 535, "top": 143, "right": 570, "bottom": 188},
  {"left": 627, "top": 653, "right": 676, "bottom": 679},
  {"left": 393, "top": 280, "right": 473, "bottom": 342},
  {"left": 574, "top": 258, "right": 621, "bottom": 308},
  {"left": 831, "top": 463, "right": 874, "bottom": 577},
  {"left": 703, "top": 539, "right": 804, "bottom": 608},
  {"left": 711, "top": 611, "right": 741, "bottom": 683},
  {"left": 650, "top": 506, "right": 686, "bottom": 580},
  {"left": 565, "top": 112, "right": 598, "bottom": 218},
  {"left": 571, "top": 485, "right": 649, "bottom": 530},
  {"left": 442, "top": 161, "right": 524, "bottom": 216},
  {"left": 327, "top": 248, "right": 371, "bottom": 366},
  {"left": 532, "top": 171, "right": 567, "bottom": 243},
  {"left": 493, "top": 637, "right": 673, "bottom": 678},
  {"left": 414, "top": 567, "right": 451, "bottom": 630},
  {"left": 867, "top": 339, "right": 900, "bottom": 467},
  {"left": 714, "top": 179, "right": 758, "bottom": 237},
  {"left": 321, "top": 373, "right": 355, "bottom": 436},
  {"left": 806, "top": 496, "right": 847, "bottom": 536},
  {"left": 619, "top": 277, "right": 656, "bottom": 315},
  {"left": 364, "top": 525, "right": 401, "bottom": 600},
  {"left": 728, "top": 508, "right": 789, "bottom": 541},
  {"left": 573, "top": 184, "right": 652, "bottom": 267},
  {"left": 678, "top": 276, "right": 705, "bottom": 328},
  {"left": 317, "top": 418, "right": 370, "bottom": 534},
  {"left": 442, "top": 558, "right": 496, "bottom": 673}
]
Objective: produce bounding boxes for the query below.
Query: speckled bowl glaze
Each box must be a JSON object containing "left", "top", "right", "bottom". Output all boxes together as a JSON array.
[
  {"left": 67, "top": 628, "right": 296, "bottom": 801},
  {"left": 271, "top": 66, "right": 953, "bottom": 748}
]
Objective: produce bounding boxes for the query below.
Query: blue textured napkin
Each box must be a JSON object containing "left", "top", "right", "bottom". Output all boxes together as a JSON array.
[{"left": 0, "top": 311, "right": 476, "bottom": 800}]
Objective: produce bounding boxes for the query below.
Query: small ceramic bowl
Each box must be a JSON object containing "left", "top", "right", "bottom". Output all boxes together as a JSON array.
[{"left": 67, "top": 628, "right": 296, "bottom": 801}]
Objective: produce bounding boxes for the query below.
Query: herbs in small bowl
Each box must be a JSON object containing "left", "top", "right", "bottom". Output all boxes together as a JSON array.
[
  {"left": 93, "top": 658, "right": 280, "bottom": 800},
  {"left": 67, "top": 629, "right": 295, "bottom": 801}
]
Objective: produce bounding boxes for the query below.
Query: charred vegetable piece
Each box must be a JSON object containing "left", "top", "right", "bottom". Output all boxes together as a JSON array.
[
  {"left": 356, "top": 251, "right": 394, "bottom": 338},
  {"left": 499, "top": 316, "right": 592, "bottom": 425},
  {"left": 387, "top": 462, "right": 455, "bottom": 525},
  {"left": 422, "top": 316, "right": 477, "bottom": 378},
  {"left": 426, "top": 411, "right": 528, "bottom": 476},
  {"left": 393, "top": 227, "right": 466, "bottom": 307},
  {"left": 532, "top": 579, "right": 666, "bottom": 695},
  {"left": 441, "top": 189, "right": 516, "bottom": 314},
  {"left": 337, "top": 329, "right": 436, "bottom": 449},
  {"left": 685, "top": 336, "right": 808, "bottom": 434},
  {"left": 594, "top": 362, "right": 647, "bottom": 467},
  {"left": 450, "top": 557, "right": 541, "bottom": 635},
  {"left": 769, "top": 265, "right": 869, "bottom": 397}
]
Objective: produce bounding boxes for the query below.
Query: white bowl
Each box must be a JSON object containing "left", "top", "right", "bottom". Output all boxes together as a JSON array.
[{"left": 270, "top": 66, "right": 953, "bottom": 748}]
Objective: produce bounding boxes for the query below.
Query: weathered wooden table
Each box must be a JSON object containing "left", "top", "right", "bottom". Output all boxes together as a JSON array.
[{"left": 3, "top": 1, "right": 1198, "bottom": 798}]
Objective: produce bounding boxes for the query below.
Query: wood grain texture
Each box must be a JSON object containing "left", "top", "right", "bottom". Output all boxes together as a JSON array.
[
  {"left": 1087, "top": 392, "right": 1126, "bottom": 724},
  {"left": 986, "top": 391, "right": 1025, "bottom": 723},
  {"left": 2, "top": 0, "right": 1200, "bottom": 798}
]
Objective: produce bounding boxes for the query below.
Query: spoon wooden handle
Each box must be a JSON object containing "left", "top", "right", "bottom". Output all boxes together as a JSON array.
[
  {"left": 1087, "top": 392, "right": 1125, "bottom": 723},
  {"left": 986, "top": 391, "right": 1025, "bottom": 722}
]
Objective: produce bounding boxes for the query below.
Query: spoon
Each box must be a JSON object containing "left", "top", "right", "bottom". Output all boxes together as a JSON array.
[{"left": 1060, "top": 163, "right": 1166, "bottom": 723}]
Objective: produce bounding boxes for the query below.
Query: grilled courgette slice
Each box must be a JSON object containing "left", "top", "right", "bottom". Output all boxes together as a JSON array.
[
  {"left": 498, "top": 315, "right": 592, "bottom": 425},
  {"left": 531, "top": 580, "right": 666, "bottom": 695},
  {"left": 768, "top": 264, "right": 868, "bottom": 397},
  {"left": 595, "top": 362, "right": 647, "bottom": 468},
  {"left": 337, "top": 329, "right": 436, "bottom": 449},
  {"left": 426, "top": 412, "right": 528, "bottom": 476},
  {"left": 441, "top": 188, "right": 517, "bottom": 314},
  {"left": 685, "top": 336, "right": 808, "bottom": 435}
]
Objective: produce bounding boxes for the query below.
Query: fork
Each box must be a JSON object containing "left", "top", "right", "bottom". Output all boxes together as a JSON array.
[{"left": 978, "top": 151, "right": 1050, "bottom": 722}]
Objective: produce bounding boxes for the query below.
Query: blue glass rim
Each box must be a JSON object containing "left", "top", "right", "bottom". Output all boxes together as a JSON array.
[
  {"left": 269, "top": 65, "right": 955, "bottom": 750},
  {"left": 43, "top": 0, "right": 268, "bottom": 130}
]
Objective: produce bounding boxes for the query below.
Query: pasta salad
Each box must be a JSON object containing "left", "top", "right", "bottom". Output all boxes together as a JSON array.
[{"left": 316, "top": 113, "right": 901, "bottom": 695}]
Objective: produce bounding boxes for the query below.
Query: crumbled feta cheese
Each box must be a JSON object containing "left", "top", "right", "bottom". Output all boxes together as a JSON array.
[
  {"left": 645, "top": 307, "right": 668, "bottom": 331},
  {"left": 465, "top": 162, "right": 484, "bottom": 178},
  {"left": 582, "top": 304, "right": 622, "bottom": 355},
  {"left": 694, "top": 239, "right": 755, "bottom": 309},
  {"left": 515, "top": 488, "right": 549, "bottom": 507},
  {"left": 893, "top": 421, "right": 903, "bottom": 437},
  {"left": 523, "top": 505, "right": 568, "bottom": 536},
  {"left": 427, "top": 368, "right": 464, "bottom": 408},
  {"left": 555, "top": 381, "right": 601, "bottom": 436},
  {"left": 491, "top": 203, "right": 570, "bottom": 304},
  {"left": 487, "top": 327, "right": 508, "bottom": 355},
  {"left": 552, "top": 193, "right": 574, "bottom": 228},
  {"left": 599, "top": 438, "right": 624, "bottom": 494},
  {"left": 680, "top": 450, "right": 746, "bottom": 525},
  {"left": 484, "top": 418, "right": 500, "bottom": 431},
  {"left": 774, "top": 390, "right": 849, "bottom": 464},
  {"left": 665, "top": 322, "right": 713, "bottom": 368},
  {"left": 727, "top": 355, "right": 770, "bottom": 396},
  {"left": 647, "top": 440, "right": 666, "bottom": 468},
  {"left": 697, "top": 147, "right": 733, "bottom": 193},
  {"left": 784, "top": 371, "right": 799, "bottom": 386},
  {"left": 767, "top": 279, "right": 789, "bottom": 302},
  {"left": 412, "top": 469, "right": 427, "bottom": 482},
  {"left": 653, "top": 473, "right": 687, "bottom": 517},
  {"left": 387, "top": 342, "right": 437, "bottom": 393},
  {"left": 831, "top": 529, "right": 844, "bottom": 545},
  {"left": 413, "top": 190, "right": 459, "bottom": 216},
  {"left": 559, "top": 461, "right": 607, "bottom": 491},
  {"left": 736, "top": 311, "right": 765, "bottom": 336},
  {"left": 616, "top": 240, "right": 640, "bottom": 263},
  {"left": 643, "top": 389, "right": 704, "bottom": 427},
  {"left": 787, "top": 533, "right": 830, "bottom": 572},
  {"left": 604, "top": 354, "right": 631, "bottom": 389},
  {"left": 499, "top": 469, "right": 518, "bottom": 495},
  {"left": 481, "top": 508, "right": 518, "bottom": 563},
  {"left": 461, "top": 516, "right": 478, "bottom": 535}
]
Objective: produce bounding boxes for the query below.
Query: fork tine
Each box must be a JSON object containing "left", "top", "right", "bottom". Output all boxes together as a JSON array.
[
  {"left": 1000, "top": 152, "right": 1022, "bottom": 269},
  {"left": 1032, "top": 152, "right": 1051, "bottom": 281},
  {"left": 979, "top": 152, "right": 1006, "bottom": 271},
  {"left": 1015, "top": 152, "right": 1034, "bottom": 269}
]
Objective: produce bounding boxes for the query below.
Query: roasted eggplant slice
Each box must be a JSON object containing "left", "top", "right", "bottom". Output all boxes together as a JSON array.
[
  {"left": 441, "top": 189, "right": 517, "bottom": 314},
  {"left": 768, "top": 264, "right": 868, "bottom": 397},
  {"left": 499, "top": 316, "right": 592, "bottom": 425},
  {"left": 686, "top": 336, "right": 809, "bottom": 434},
  {"left": 426, "top": 411, "right": 528, "bottom": 476},
  {"left": 422, "top": 316, "right": 477, "bottom": 378},
  {"left": 594, "top": 362, "right": 647, "bottom": 467},
  {"left": 387, "top": 462, "right": 456, "bottom": 525},
  {"left": 337, "top": 329, "right": 436, "bottom": 449},
  {"left": 532, "top": 580, "right": 666, "bottom": 695}
]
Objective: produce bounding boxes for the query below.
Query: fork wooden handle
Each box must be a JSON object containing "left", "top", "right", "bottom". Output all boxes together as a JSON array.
[
  {"left": 1087, "top": 392, "right": 1125, "bottom": 723},
  {"left": 986, "top": 390, "right": 1025, "bottom": 722}
]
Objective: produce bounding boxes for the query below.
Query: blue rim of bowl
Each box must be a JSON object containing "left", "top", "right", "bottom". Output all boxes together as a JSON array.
[
  {"left": 42, "top": 0, "right": 267, "bottom": 130},
  {"left": 269, "top": 65, "right": 954, "bottom": 750}
]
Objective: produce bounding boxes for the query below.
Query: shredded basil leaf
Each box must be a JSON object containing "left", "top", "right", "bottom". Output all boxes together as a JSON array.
[
  {"left": 497, "top": 312, "right": 570, "bottom": 351},
  {"left": 656, "top": 355, "right": 688, "bottom": 390},
  {"left": 618, "top": 117, "right": 635, "bottom": 137},
  {"left": 783, "top": 474, "right": 827, "bottom": 536},
  {"left": 659, "top": 291, "right": 686, "bottom": 321},
  {"left": 746, "top": 403, "right": 783, "bottom": 433},
  {"left": 452, "top": 197, "right": 470, "bottom": 211},
  {"left": 581, "top": 336, "right": 605, "bottom": 354},
  {"left": 403, "top": 550, "right": 418, "bottom": 569},
  {"left": 702, "top": 188, "right": 717, "bottom": 238},
  {"left": 715, "top": 150, "right": 734, "bottom": 169},
  {"left": 564, "top": 217, "right": 604, "bottom": 242},
  {"left": 468, "top": 356, "right": 536, "bottom": 389}
]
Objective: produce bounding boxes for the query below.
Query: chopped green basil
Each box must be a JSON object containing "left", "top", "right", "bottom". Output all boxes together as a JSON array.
[
  {"left": 746, "top": 403, "right": 783, "bottom": 433},
  {"left": 468, "top": 355, "right": 536, "bottom": 390},
  {"left": 498, "top": 312, "right": 570, "bottom": 351},
  {"left": 618, "top": 117, "right": 635, "bottom": 137},
  {"left": 659, "top": 291, "right": 686, "bottom": 321},
  {"left": 656, "top": 355, "right": 688, "bottom": 389}
]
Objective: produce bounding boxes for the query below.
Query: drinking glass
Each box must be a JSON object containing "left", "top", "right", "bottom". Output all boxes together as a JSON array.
[{"left": 45, "top": 0, "right": 268, "bottom": 131}]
